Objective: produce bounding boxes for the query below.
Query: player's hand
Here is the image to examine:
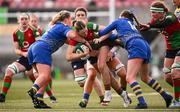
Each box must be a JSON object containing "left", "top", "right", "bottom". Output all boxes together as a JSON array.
[
  {"left": 22, "top": 52, "right": 28, "bottom": 57},
  {"left": 93, "top": 38, "right": 101, "bottom": 44},
  {"left": 84, "top": 41, "right": 92, "bottom": 51},
  {"left": 89, "top": 50, "right": 98, "bottom": 57},
  {"left": 139, "top": 24, "right": 150, "bottom": 31}
]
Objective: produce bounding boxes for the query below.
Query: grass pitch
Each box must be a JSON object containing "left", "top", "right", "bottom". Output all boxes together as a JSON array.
[{"left": 0, "top": 79, "right": 179, "bottom": 112}]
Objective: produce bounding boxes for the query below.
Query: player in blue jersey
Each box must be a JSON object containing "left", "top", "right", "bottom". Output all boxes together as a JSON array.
[
  {"left": 27, "top": 10, "right": 91, "bottom": 109},
  {"left": 97, "top": 10, "right": 173, "bottom": 109}
]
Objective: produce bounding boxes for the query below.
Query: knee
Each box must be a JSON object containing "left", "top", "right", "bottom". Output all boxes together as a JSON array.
[
  {"left": 88, "top": 69, "right": 96, "bottom": 81},
  {"left": 98, "top": 62, "right": 106, "bottom": 72},
  {"left": 5, "top": 63, "right": 20, "bottom": 77},
  {"left": 74, "top": 74, "right": 86, "bottom": 88},
  {"left": 126, "top": 75, "right": 135, "bottom": 84},
  {"left": 171, "top": 62, "right": 180, "bottom": 79},
  {"left": 117, "top": 69, "right": 126, "bottom": 79},
  {"left": 5, "top": 67, "right": 15, "bottom": 78}
]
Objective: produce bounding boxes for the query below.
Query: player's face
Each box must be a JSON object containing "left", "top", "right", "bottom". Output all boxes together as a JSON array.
[
  {"left": 75, "top": 11, "right": 87, "bottom": 21},
  {"left": 19, "top": 15, "right": 29, "bottom": 28},
  {"left": 66, "top": 16, "right": 72, "bottom": 27},
  {"left": 78, "top": 28, "right": 88, "bottom": 38},
  {"left": 30, "top": 17, "right": 38, "bottom": 28},
  {"left": 151, "top": 11, "right": 164, "bottom": 20},
  {"left": 172, "top": 0, "right": 180, "bottom": 6}
]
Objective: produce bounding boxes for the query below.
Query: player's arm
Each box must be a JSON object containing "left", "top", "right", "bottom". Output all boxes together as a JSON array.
[
  {"left": 66, "top": 30, "right": 92, "bottom": 50},
  {"left": 93, "top": 24, "right": 113, "bottom": 44},
  {"left": 13, "top": 32, "right": 27, "bottom": 57},
  {"left": 13, "top": 41, "right": 27, "bottom": 57},
  {"left": 66, "top": 44, "right": 89, "bottom": 62}
]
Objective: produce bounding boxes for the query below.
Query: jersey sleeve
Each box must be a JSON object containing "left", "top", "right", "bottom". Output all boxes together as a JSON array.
[
  {"left": 87, "top": 22, "right": 99, "bottom": 32},
  {"left": 37, "top": 27, "right": 46, "bottom": 36},
  {"left": 64, "top": 26, "right": 71, "bottom": 37},
  {"left": 67, "top": 38, "right": 77, "bottom": 46},
  {"left": 99, "top": 20, "right": 117, "bottom": 36},
  {"left": 13, "top": 31, "right": 18, "bottom": 42},
  {"left": 30, "top": 27, "right": 41, "bottom": 38}
]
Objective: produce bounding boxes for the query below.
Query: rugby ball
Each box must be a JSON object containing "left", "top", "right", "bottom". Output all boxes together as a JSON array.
[{"left": 74, "top": 43, "right": 90, "bottom": 60}]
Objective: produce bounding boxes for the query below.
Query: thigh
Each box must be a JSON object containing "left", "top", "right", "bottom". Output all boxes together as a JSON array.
[
  {"left": 164, "top": 58, "right": 174, "bottom": 68},
  {"left": 36, "top": 63, "right": 51, "bottom": 77},
  {"left": 127, "top": 58, "right": 143, "bottom": 79},
  {"left": 98, "top": 46, "right": 110, "bottom": 64}
]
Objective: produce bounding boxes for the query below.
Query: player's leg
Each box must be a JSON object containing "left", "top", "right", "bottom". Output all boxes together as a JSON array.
[
  {"left": 169, "top": 51, "right": 180, "bottom": 108},
  {"left": 79, "top": 61, "right": 97, "bottom": 108},
  {"left": 163, "top": 58, "right": 174, "bottom": 86},
  {"left": 140, "top": 63, "right": 173, "bottom": 108},
  {"left": 126, "top": 58, "right": 148, "bottom": 109},
  {"left": 27, "top": 63, "right": 51, "bottom": 109},
  {"left": 97, "top": 46, "right": 112, "bottom": 103},
  {"left": 109, "top": 73, "right": 131, "bottom": 107},
  {"left": 0, "top": 59, "right": 26, "bottom": 102},
  {"left": 107, "top": 57, "right": 127, "bottom": 91}
]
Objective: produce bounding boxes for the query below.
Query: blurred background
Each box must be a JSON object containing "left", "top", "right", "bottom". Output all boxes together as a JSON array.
[{"left": 0, "top": 0, "right": 175, "bottom": 80}]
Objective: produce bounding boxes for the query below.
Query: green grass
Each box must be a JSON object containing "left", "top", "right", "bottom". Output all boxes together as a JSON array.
[{"left": 0, "top": 79, "right": 179, "bottom": 112}]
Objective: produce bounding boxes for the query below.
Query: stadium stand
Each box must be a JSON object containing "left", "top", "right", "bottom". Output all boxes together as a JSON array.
[{"left": 0, "top": 0, "right": 153, "bottom": 9}]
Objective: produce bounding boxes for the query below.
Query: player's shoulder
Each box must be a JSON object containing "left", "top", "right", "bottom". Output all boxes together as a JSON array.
[
  {"left": 87, "top": 22, "right": 99, "bottom": 31},
  {"left": 13, "top": 28, "right": 20, "bottom": 35}
]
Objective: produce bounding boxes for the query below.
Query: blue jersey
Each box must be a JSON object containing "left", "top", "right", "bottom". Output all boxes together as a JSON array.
[
  {"left": 41, "top": 22, "right": 71, "bottom": 53},
  {"left": 99, "top": 18, "right": 142, "bottom": 47},
  {"left": 99, "top": 18, "right": 151, "bottom": 63},
  {"left": 28, "top": 22, "right": 71, "bottom": 66}
]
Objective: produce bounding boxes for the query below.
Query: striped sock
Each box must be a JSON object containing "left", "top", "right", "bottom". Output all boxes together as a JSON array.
[
  {"left": 32, "top": 84, "right": 40, "bottom": 92},
  {"left": 148, "top": 79, "right": 169, "bottom": 99},
  {"left": 99, "top": 95, "right": 104, "bottom": 102},
  {"left": 36, "top": 93, "right": 43, "bottom": 100},
  {"left": 173, "top": 78, "right": 180, "bottom": 102},
  {"left": 130, "top": 82, "right": 146, "bottom": 104},
  {"left": 1, "top": 77, "right": 12, "bottom": 96},
  {"left": 45, "top": 85, "right": 53, "bottom": 97},
  {"left": 48, "top": 79, "right": 52, "bottom": 89}
]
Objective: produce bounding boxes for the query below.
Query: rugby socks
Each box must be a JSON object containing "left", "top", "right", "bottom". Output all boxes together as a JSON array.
[
  {"left": 99, "top": 95, "right": 104, "bottom": 103},
  {"left": 45, "top": 85, "right": 53, "bottom": 97},
  {"left": 117, "top": 87, "right": 123, "bottom": 95},
  {"left": 48, "top": 79, "right": 52, "bottom": 89},
  {"left": 148, "top": 79, "right": 169, "bottom": 99},
  {"left": 173, "top": 78, "right": 180, "bottom": 102},
  {"left": 32, "top": 84, "right": 40, "bottom": 92},
  {"left": 36, "top": 93, "right": 43, "bottom": 100},
  {"left": 83, "top": 93, "right": 90, "bottom": 101},
  {"left": 1, "top": 77, "right": 12, "bottom": 96},
  {"left": 130, "top": 82, "right": 146, "bottom": 104}
]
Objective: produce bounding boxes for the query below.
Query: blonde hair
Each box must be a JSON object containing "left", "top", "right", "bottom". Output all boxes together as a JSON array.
[
  {"left": 49, "top": 10, "right": 71, "bottom": 25},
  {"left": 17, "top": 13, "right": 30, "bottom": 20}
]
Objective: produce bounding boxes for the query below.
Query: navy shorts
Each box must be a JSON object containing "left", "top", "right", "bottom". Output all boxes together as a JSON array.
[
  {"left": 71, "top": 60, "right": 86, "bottom": 70},
  {"left": 165, "top": 48, "right": 180, "bottom": 58},
  {"left": 16, "top": 56, "right": 32, "bottom": 71},
  {"left": 88, "top": 57, "right": 98, "bottom": 65},
  {"left": 71, "top": 57, "right": 98, "bottom": 70},
  {"left": 177, "top": 50, "right": 180, "bottom": 56}
]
